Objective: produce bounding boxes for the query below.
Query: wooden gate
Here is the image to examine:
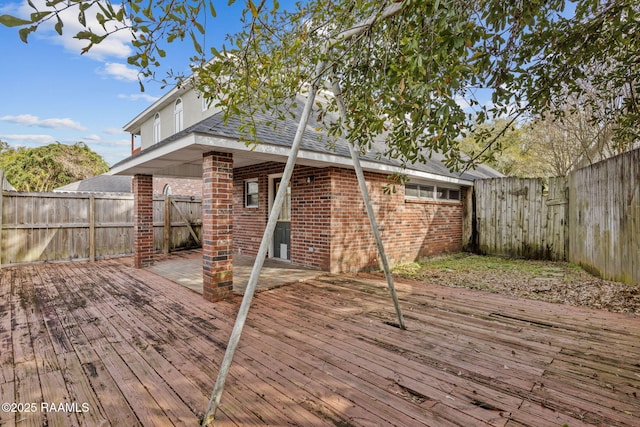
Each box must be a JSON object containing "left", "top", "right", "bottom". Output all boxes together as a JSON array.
[{"left": 473, "top": 177, "right": 568, "bottom": 260}]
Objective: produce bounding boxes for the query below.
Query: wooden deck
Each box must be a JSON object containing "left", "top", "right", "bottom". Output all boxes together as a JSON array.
[{"left": 1, "top": 256, "right": 639, "bottom": 426}]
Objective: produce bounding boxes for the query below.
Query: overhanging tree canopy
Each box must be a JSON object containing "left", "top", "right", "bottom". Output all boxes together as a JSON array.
[{"left": 2, "top": 0, "right": 638, "bottom": 170}]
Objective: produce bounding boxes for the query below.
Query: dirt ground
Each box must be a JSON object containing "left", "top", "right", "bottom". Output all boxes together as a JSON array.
[{"left": 392, "top": 253, "right": 640, "bottom": 317}]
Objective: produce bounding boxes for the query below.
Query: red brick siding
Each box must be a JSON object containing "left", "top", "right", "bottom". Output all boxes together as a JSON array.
[
  {"left": 153, "top": 177, "right": 202, "bottom": 197},
  {"left": 202, "top": 152, "right": 233, "bottom": 302},
  {"left": 329, "top": 168, "right": 463, "bottom": 273},
  {"left": 232, "top": 162, "right": 331, "bottom": 270},
  {"left": 290, "top": 166, "right": 331, "bottom": 270},
  {"left": 231, "top": 162, "right": 464, "bottom": 273},
  {"left": 232, "top": 163, "right": 276, "bottom": 257},
  {"left": 133, "top": 174, "right": 154, "bottom": 268}
]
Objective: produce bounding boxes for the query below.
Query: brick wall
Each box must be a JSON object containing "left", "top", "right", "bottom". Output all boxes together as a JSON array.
[
  {"left": 329, "top": 167, "right": 463, "bottom": 273},
  {"left": 133, "top": 174, "right": 154, "bottom": 268},
  {"left": 232, "top": 162, "right": 331, "bottom": 270},
  {"left": 231, "top": 162, "right": 464, "bottom": 273},
  {"left": 202, "top": 152, "right": 233, "bottom": 302},
  {"left": 153, "top": 177, "right": 202, "bottom": 197},
  {"left": 290, "top": 166, "right": 331, "bottom": 270}
]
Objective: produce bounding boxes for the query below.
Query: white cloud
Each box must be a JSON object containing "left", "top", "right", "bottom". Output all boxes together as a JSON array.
[
  {"left": 0, "top": 114, "right": 86, "bottom": 131},
  {"left": 117, "top": 93, "right": 160, "bottom": 103},
  {"left": 0, "top": 3, "right": 18, "bottom": 14},
  {"left": 83, "top": 134, "right": 102, "bottom": 142},
  {"left": 0, "top": 134, "right": 57, "bottom": 145},
  {"left": 101, "top": 62, "right": 139, "bottom": 81},
  {"left": 16, "top": 0, "right": 133, "bottom": 61},
  {"left": 103, "top": 127, "right": 126, "bottom": 135}
]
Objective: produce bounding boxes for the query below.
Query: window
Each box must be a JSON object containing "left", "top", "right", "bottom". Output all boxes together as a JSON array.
[
  {"left": 153, "top": 113, "right": 161, "bottom": 144},
  {"left": 405, "top": 183, "right": 435, "bottom": 199},
  {"left": 447, "top": 189, "right": 461, "bottom": 201},
  {"left": 245, "top": 179, "right": 259, "bottom": 208},
  {"left": 201, "top": 95, "right": 211, "bottom": 111},
  {"left": 405, "top": 182, "right": 461, "bottom": 202},
  {"left": 174, "top": 98, "right": 184, "bottom": 132}
]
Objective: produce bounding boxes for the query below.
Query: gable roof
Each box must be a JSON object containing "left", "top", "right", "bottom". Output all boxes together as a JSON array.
[
  {"left": 54, "top": 174, "right": 132, "bottom": 193},
  {"left": 112, "top": 94, "right": 502, "bottom": 184}
]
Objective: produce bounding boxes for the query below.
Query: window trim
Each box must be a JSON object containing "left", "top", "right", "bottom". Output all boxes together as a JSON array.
[
  {"left": 405, "top": 182, "right": 462, "bottom": 203},
  {"left": 174, "top": 98, "right": 184, "bottom": 133},
  {"left": 244, "top": 179, "right": 259, "bottom": 208},
  {"left": 153, "top": 113, "right": 161, "bottom": 144}
]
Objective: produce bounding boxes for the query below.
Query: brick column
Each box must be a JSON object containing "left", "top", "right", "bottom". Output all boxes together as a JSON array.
[
  {"left": 202, "top": 152, "right": 233, "bottom": 302},
  {"left": 133, "top": 174, "right": 154, "bottom": 268}
]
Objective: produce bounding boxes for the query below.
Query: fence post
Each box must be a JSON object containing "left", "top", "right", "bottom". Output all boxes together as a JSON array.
[
  {"left": 164, "top": 196, "right": 171, "bottom": 254},
  {"left": 89, "top": 194, "right": 96, "bottom": 262}
]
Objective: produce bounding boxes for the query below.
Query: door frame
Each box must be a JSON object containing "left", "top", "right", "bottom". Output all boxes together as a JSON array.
[{"left": 267, "top": 173, "right": 291, "bottom": 260}]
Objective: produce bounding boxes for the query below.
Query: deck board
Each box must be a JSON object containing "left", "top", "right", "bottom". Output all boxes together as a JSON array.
[{"left": 1, "top": 255, "right": 640, "bottom": 426}]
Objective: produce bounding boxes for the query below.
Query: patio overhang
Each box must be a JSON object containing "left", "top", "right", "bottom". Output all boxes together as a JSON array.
[{"left": 109, "top": 132, "right": 474, "bottom": 187}]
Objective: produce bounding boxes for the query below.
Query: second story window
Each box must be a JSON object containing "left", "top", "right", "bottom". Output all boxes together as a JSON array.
[
  {"left": 174, "top": 98, "right": 184, "bottom": 132},
  {"left": 153, "top": 113, "right": 161, "bottom": 144}
]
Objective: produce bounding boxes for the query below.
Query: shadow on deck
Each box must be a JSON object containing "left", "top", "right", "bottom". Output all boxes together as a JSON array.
[{"left": 1, "top": 255, "right": 639, "bottom": 426}]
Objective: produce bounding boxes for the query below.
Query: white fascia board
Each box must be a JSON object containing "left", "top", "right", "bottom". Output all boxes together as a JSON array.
[
  {"left": 109, "top": 134, "right": 198, "bottom": 175},
  {"left": 194, "top": 134, "right": 473, "bottom": 186},
  {"left": 110, "top": 132, "right": 473, "bottom": 187}
]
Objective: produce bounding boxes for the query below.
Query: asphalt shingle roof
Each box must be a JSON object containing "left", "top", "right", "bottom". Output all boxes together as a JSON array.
[
  {"left": 55, "top": 174, "right": 132, "bottom": 193},
  {"left": 116, "top": 96, "right": 502, "bottom": 182}
]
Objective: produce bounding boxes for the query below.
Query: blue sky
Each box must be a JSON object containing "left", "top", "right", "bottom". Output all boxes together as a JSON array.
[{"left": 0, "top": 0, "right": 259, "bottom": 166}]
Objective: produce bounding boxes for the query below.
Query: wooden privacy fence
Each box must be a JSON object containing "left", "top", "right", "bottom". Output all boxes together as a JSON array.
[
  {"left": 568, "top": 148, "right": 639, "bottom": 285},
  {"left": 473, "top": 177, "right": 568, "bottom": 261},
  {"left": 472, "top": 147, "right": 640, "bottom": 286},
  {"left": 0, "top": 192, "right": 202, "bottom": 267}
]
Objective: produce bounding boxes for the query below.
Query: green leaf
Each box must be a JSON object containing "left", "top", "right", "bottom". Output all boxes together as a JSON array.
[
  {"left": 30, "top": 11, "right": 51, "bottom": 22},
  {"left": 75, "top": 30, "right": 93, "bottom": 40},
  {"left": 190, "top": 30, "right": 203, "bottom": 55},
  {"left": 209, "top": 1, "right": 217, "bottom": 18},
  {"left": 0, "top": 14, "right": 31, "bottom": 27},
  {"left": 54, "top": 15, "right": 63, "bottom": 35},
  {"left": 18, "top": 25, "right": 36, "bottom": 43},
  {"left": 248, "top": 0, "right": 258, "bottom": 17}
]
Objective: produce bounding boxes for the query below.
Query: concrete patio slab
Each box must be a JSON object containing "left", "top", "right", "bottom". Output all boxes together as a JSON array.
[{"left": 145, "top": 249, "right": 323, "bottom": 294}]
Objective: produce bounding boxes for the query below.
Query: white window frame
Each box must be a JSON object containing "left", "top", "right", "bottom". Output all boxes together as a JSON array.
[
  {"left": 174, "top": 98, "right": 184, "bottom": 133},
  {"left": 201, "top": 95, "right": 211, "bottom": 111},
  {"left": 244, "top": 179, "right": 259, "bottom": 208},
  {"left": 153, "top": 113, "right": 161, "bottom": 144}
]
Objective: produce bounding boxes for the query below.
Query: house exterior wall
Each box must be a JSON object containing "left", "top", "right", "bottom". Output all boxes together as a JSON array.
[
  {"left": 232, "top": 162, "right": 332, "bottom": 270},
  {"left": 139, "top": 87, "right": 219, "bottom": 150},
  {"left": 329, "top": 167, "right": 463, "bottom": 273},
  {"left": 153, "top": 177, "right": 202, "bottom": 197},
  {"left": 232, "top": 162, "right": 463, "bottom": 273}
]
